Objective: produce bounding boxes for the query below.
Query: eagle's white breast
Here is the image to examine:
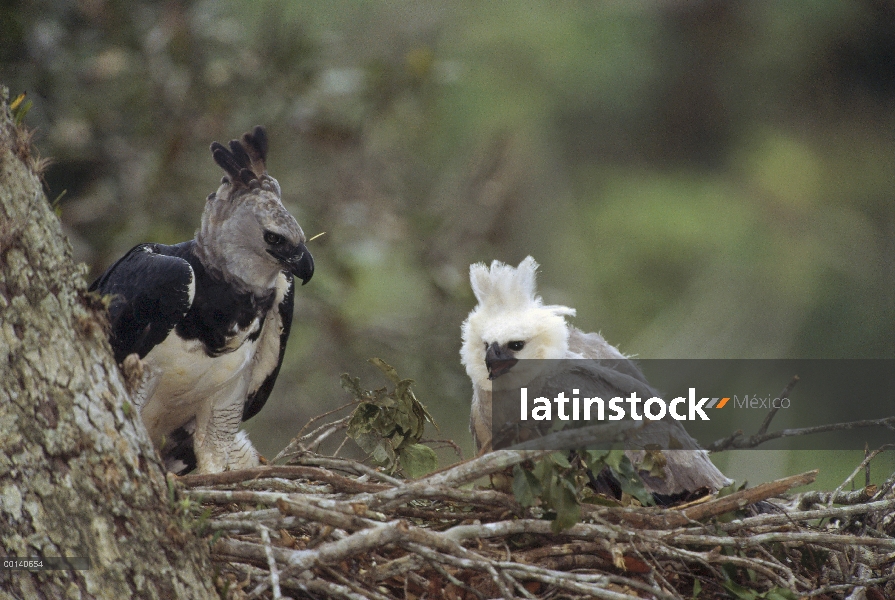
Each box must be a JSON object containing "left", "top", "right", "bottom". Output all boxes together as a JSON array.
[{"left": 138, "top": 320, "right": 261, "bottom": 447}]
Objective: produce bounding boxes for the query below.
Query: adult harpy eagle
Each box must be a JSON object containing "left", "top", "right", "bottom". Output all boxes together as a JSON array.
[
  {"left": 90, "top": 126, "right": 314, "bottom": 474},
  {"left": 460, "top": 256, "right": 730, "bottom": 497}
]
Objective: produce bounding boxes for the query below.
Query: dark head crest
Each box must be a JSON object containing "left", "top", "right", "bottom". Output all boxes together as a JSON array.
[{"left": 210, "top": 126, "right": 270, "bottom": 188}]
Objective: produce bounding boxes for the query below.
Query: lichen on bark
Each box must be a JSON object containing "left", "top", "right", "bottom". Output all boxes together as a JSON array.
[{"left": 0, "top": 86, "right": 217, "bottom": 600}]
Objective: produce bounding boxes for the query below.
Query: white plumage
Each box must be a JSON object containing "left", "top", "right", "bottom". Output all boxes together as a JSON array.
[{"left": 461, "top": 256, "right": 730, "bottom": 497}]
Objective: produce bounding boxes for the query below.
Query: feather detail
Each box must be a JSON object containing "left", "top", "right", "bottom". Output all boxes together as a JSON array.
[
  {"left": 242, "top": 125, "right": 268, "bottom": 176},
  {"left": 211, "top": 141, "right": 244, "bottom": 181},
  {"left": 469, "top": 256, "right": 575, "bottom": 317},
  {"left": 210, "top": 126, "right": 270, "bottom": 189}
]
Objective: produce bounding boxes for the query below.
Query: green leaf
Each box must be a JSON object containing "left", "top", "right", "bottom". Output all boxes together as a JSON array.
[
  {"left": 550, "top": 477, "right": 580, "bottom": 532},
  {"left": 340, "top": 373, "right": 368, "bottom": 399},
  {"left": 399, "top": 443, "right": 438, "bottom": 478},
  {"left": 691, "top": 578, "right": 702, "bottom": 599},
  {"left": 351, "top": 431, "right": 383, "bottom": 455},
  {"left": 584, "top": 449, "right": 611, "bottom": 465},
  {"left": 369, "top": 357, "right": 401, "bottom": 384},
  {"left": 550, "top": 452, "right": 572, "bottom": 469},
  {"left": 390, "top": 431, "right": 406, "bottom": 449},
  {"left": 531, "top": 455, "right": 554, "bottom": 481},
  {"left": 395, "top": 379, "right": 414, "bottom": 399},
  {"left": 606, "top": 452, "right": 654, "bottom": 506},
  {"left": 371, "top": 440, "right": 396, "bottom": 468},
  {"left": 601, "top": 449, "right": 628, "bottom": 470},
  {"left": 346, "top": 403, "right": 379, "bottom": 438},
  {"left": 638, "top": 446, "right": 667, "bottom": 478},
  {"left": 512, "top": 465, "right": 542, "bottom": 506}
]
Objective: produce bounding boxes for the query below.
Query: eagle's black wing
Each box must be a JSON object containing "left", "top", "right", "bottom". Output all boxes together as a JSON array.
[
  {"left": 242, "top": 271, "right": 295, "bottom": 421},
  {"left": 89, "top": 243, "right": 195, "bottom": 363}
]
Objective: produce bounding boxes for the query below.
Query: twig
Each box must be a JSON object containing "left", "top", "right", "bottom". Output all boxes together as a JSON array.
[
  {"left": 419, "top": 437, "right": 464, "bottom": 459},
  {"left": 250, "top": 525, "right": 281, "bottom": 600},
  {"left": 295, "top": 399, "right": 359, "bottom": 441},
  {"left": 179, "top": 465, "right": 388, "bottom": 492},
  {"left": 330, "top": 434, "right": 350, "bottom": 458},
  {"left": 755, "top": 375, "right": 800, "bottom": 437},
  {"left": 405, "top": 541, "right": 652, "bottom": 600},
  {"left": 707, "top": 417, "right": 895, "bottom": 451},
  {"left": 593, "top": 470, "right": 818, "bottom": 529},
  {"left": 392, "top": 505, "right": 504, "bottom": 522},
  {"left": 366, "top": 552, "right": 425, "bottom": 582},
  {"left": 286, "top": 577, "right": 369, "bottom": 600},
  {"left": 274, "top": 411, "right": 355, "bottom": 462},
  {"left": 678, "top": 470, "right": 817, "bottom": 522},
  {"left": 708, "top": 429, "right": 744, "bottom": 453},
  {"left": 214, "top": 519, "right": 416, "bottom": 586},
  {"left": 425, "top": 559, "right": 487, "bottom": 600},
  {"left": 275, "top": 497, "right": 379, "bottom": 531},
  {"left": 209, "top": 516, "right": 300, "bottom": 533},
  {"left": 798, "top": 487, "right": 878, "bottom": 509},
  {"left": 351, "top": 449, "right": 550, "bottom": 509},
  {"left": 829, "top": 444, "right": 895, "bottom": 506},
  {"left": 230, "top": 476, "right": 330, "bottom": 495},
  {"left": 285, "top": 454, "right": 403, "bottom": 485},
  {"left": 664, "top": 545, "right": 797, "bottom": 590},
  {"left": 667, "top": 531, "right": 895, "bottom": 549},
  {"left": 506, "top": 420, "right": 652, "bottom": 451},
  {"left": 805, "top": 573, "right": 895, "bottom": 597},
  {"left": 323, "top": 566, "right": 397, "bottom": 600},
  {"left": 717, "top": 498, "right": 895, "bottom": 532},
  {"left": 873, "top": 468, "right": 895, "bottom": 501}
]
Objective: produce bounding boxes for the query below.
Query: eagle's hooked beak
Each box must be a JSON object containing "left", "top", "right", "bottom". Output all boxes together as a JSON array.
[
  {"left": 269, "top": 242, "right": 314, "bottom": 285},
  {"left": 486, "top": 342, "right": 518, "bottom": 380}
]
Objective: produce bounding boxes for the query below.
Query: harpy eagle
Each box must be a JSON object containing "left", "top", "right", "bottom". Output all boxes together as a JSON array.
[
  {"left": 90, "top": 126, "right": 314, "bottom": 474},
  {"left": 460, "top": 256, "right": 730, "bottom": 497}
]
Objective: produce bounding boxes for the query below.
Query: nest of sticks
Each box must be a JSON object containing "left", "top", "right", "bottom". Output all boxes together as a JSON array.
[{"left": 174, "top": 428, "right": 895, "bottom": 600}]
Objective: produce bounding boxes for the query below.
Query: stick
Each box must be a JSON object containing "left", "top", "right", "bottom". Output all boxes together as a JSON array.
[
  {"left": 178, "top": 465, "right": 388, "bottom": 492},
  {"left": 707, "top": 417, "right": 895, "bottom": 451},
  {"left": 755, "top": 376, "right": 800, "bottom": 437},
  {"left": 593, "top": 470, "right": 818, "bottom": 529},
  {"left": 829, "top": 444, "right": 895, "bottom": 507},
  {"left": 255, "top": 525, "right": 281, "bottom": 599}
]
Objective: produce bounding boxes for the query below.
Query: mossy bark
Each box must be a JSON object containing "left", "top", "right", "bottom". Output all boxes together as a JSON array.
[{"left": 0, "top": 88, "right": 217, "bottom": 600}]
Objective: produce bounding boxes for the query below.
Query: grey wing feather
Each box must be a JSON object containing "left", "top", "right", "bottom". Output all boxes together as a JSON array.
[
  {"left": 538, "top": 360, "right": 731, "bottom": 494},
  {"left": 470, "top": 385, "right": 493, "bottom": 452}
]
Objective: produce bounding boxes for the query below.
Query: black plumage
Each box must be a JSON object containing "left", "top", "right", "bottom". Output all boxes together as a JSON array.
[
  {"left": 90, "top": 240, "right": 295, "bottom": 426},
  {"left": 89, "top": 244, "right": 194, "bottom": 363},
  {"left": 90, "top": 126, "right": 312, "bottom": 474}
]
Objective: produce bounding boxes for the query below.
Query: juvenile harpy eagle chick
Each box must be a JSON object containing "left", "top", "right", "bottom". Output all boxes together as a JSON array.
[
  {"left": 90, "top": 127, "right": 314, "bottom": 474},
  {"left": 460, "top": 257, "right": 730, "bottom": 497}
]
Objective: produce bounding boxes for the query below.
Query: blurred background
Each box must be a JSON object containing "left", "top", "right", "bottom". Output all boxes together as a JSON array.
[{"left": 3, "top": 0, "right": 893, "bottom": 488}]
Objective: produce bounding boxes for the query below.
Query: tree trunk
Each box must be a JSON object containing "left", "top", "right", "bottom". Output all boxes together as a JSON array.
[{"left": 0, "top": 88, "right": 217, "bottom": 599}]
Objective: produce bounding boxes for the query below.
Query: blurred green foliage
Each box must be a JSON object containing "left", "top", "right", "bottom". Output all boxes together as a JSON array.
[{"left": 3, "top": 0, "right": 893, "bottom": 486}]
